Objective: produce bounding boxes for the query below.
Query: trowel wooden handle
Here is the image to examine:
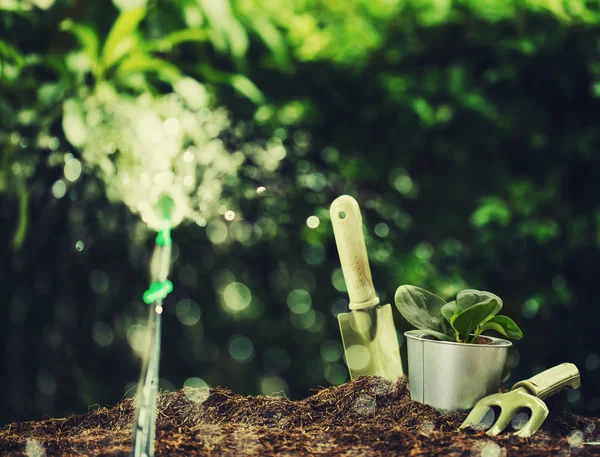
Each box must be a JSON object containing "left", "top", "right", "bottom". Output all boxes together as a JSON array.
[
  {"left": 512, "top": 363, "right": 581, "bottom": 400},
  {"left": 330, "top": 195, "right": 379, "bottom": 310}
]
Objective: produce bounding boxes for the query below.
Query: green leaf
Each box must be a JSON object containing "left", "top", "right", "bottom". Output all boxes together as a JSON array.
[
  {"left": 230, "top": 74, "right": 265, "bottom": 104},
  {"left": 116, "top": 53, "right": 181, "bottom": 83},
  {"left": 197, "top": 64, "right": 264, "bottom": 104},
  {"left": 479, "top": 315, "right": 523, "bottom": 340},
  {"left": 243, "top": 15, "right": 289, "bottom": 68},
  {"left": 60, "top": 20, "right": 99, "bottom": 73},
  {"left": 457, "top": 289, "right": 502, "bottom": 314},
  {"left": 451, "top": 299, "right": 498, "bottom": 342},
  {"left": 199, "top": 0, "right": 248, "bottom": 60},
  {"left": 12, "top": 184, "right": 28, "bottom": 251},
  {"left": 471, "top": 196, "right": 511, "bottom": 228},
  {"left": 441, "top": 300, "right": 458, "bottom": 322},
  {"left": 394, "top": 285, "right": 452, "bottom": 336},
  {"left": 146, "top": 29, "right": 209, "bottom": 52},
  {"left": 101, "top": 7, "right": 146, "bottom": 72},
  {"left": 0, "top": 39, "right": 24, "bottom": 67}
]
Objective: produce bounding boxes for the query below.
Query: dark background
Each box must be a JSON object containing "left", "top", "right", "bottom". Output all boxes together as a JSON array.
[{"left": 1, "top": 0, "right": 600, "bottom": 426}]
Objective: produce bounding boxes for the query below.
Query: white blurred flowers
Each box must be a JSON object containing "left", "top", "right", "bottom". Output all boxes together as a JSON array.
[{"left": 63, "top": 78, "right": 277, "bottom": 231}]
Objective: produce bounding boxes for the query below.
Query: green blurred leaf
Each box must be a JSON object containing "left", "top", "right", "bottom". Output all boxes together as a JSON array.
[
  {"left": 0, "top": 39, "right": 24, "bottom": 67},
  {"left": 198, "top": 0, "right": 248, "bottom": 61},
  {"left": 116, "top": 53, "right": 181, "bottom": 83},
  {"left": 471, "top": 197, "right": 511, "bottom": 228},
  {"left": 197, "top": 64, "right": 264, "bottom": 104},
  {"left": 60, "top": 20, "right": 99, "bottom": 74},
  {"left": 12, "top": 184, "right": 28, "bottom": 251},
  {"left": 101, "top": 7, "right": 146, "bottom": 72},
  {"left": 519, "top": 219, "right": 561, "bottom": 244},
  {"left": 243, "top": 15, "right": 289, "bottom": 68},
  {"left": 147, "top": 28, "right": 209, "bottom": 52}
]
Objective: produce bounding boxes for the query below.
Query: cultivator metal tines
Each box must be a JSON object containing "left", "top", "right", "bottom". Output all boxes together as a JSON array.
[{"left": 131, "top": 228, "right": 173, "bottom": 457}]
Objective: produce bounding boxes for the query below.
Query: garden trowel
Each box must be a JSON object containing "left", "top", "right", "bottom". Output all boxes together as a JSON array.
[
  {"left": 330, "top": 195, "right": 403, "bottom": 381},
  {"left": 460, "top": 363, "right": 581, "bottom": 437}
]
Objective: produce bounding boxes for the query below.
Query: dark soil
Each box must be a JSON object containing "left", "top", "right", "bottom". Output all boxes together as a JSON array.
[{"left": 1, "top": 376, "right": 600, "bottom": 456}]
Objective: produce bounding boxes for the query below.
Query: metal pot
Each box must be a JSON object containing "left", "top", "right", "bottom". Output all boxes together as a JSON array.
[{"left": 404, "top": 330, "right": 512, "bottom": 411}]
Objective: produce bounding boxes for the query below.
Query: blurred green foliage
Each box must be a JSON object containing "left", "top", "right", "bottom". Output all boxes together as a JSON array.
[{"left": 2, "top": 0, "right": 600, "bottom": 426}]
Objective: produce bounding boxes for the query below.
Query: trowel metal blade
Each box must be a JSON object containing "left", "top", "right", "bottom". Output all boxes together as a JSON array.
[{"left": 338, "top": 303, "right": 403, "bottom": 381}]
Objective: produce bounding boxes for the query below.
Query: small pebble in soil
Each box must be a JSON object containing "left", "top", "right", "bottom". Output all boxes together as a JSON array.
[
  {"left": 420, "top": 421, "right": 435, "bottom": 436},
  {"left": 25, "top": 439, "right": 46, "bottom": 457},
  {"left": 569, "top": 430, "right": 585, "bottom": 454},
  {"left": 368, "top": 377, "right": 394, "bottom": 397},
  {"left": 353, "top": 395, "right": 376, "bottom": 416}
]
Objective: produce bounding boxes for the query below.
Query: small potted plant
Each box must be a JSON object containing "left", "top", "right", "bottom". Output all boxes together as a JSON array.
[{"left": 395, "top": 286, "right": 523, "bottom": 411}]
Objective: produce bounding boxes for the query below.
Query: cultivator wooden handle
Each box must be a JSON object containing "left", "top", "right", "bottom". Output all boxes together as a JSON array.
[
  {"left": 512, "top": 362, "right": 581, "bottom": 400},
  {"left": 330, "top": 195, "right": 379, "bottom": 310}
]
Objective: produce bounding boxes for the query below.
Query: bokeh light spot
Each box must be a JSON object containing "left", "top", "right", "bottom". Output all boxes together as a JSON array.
[
  {"left": 287, "top": 289, "right": 312, "bottom": 314},
  {"left": 374, "top": 223, "right": 390, "bottom": 238},
  {"left": 259, "top": 375, "right": 288, "bottom": 396},
  {"left": 223, "top": 282, "right": 252, "bottom": 312},
  {"left": 306, "top": 215, "right": 320, "bottom": 228},
  {"left": 568, "top": 389, "right": 581, "bottom": 403},
  {"left": 127, "top": 324, "right": 149, "bottom": 354},
  {"left": 89, "top": 269, "right": 109, "bottom": 294},
  {"left": 64, "top": 158, "right": 82, "bottom": 182},
  {"left": 320, "top": 339, "right": 343, "bottom": 362},
  {"left": 228, "top": 336, "right": 254, "bottom": 362},
  {"left": 394, "top": 175, "right": 413, "bottom": 194},
  {"left": 331, "top": 268, "right": 347, "bottom": 292},
  {"left": 92, "top": 321, "right": 114, "bottom": 347},
  {"left": 522, "top": 299, "right": 539, "bottom": 319},
  {"left": 175, "top": 299, "right": 201, "bottom": 326},
  {"left": 345, "top": 345, "right": 370, "bottom": 371},
  {"left": 207, "top": 220, "right": 228, "bottom": 244},
  {"left": 303, "top": 243, "right": 325, "bottom": 265},
  {"left": 52, "top": 180, "right": 67, "bottom": 199},
  {"left": 324, "top": 363, "right": 347, "bottom": 385},
  {"left": 586, "top": 353, "right": 600, "bottom": 371},
  {"left": 414, "top": 242, "right": 433, "bottom": 260},
  {"left": 36, "top": 370, "right": 56, "bottom": 396},
  {"left": 183, "top": 377, "right": 210, "bottom": 404},
  {"left": 510, "top": 411, "right": 529, "bottom": 430}
]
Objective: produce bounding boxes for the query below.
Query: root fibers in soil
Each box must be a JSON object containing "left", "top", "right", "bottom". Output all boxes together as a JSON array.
[{"left": 1, "top": 376, "right": 600, "bottom": 456}]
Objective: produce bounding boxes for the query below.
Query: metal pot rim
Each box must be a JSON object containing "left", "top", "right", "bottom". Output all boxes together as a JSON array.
[{"left": 404, "top": 329, "right": 513, "bottom": 348}]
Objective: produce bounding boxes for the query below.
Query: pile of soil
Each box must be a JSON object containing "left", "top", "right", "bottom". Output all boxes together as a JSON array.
[{"left": 1, "top": 376, "right": 600, "bottom": 456}]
